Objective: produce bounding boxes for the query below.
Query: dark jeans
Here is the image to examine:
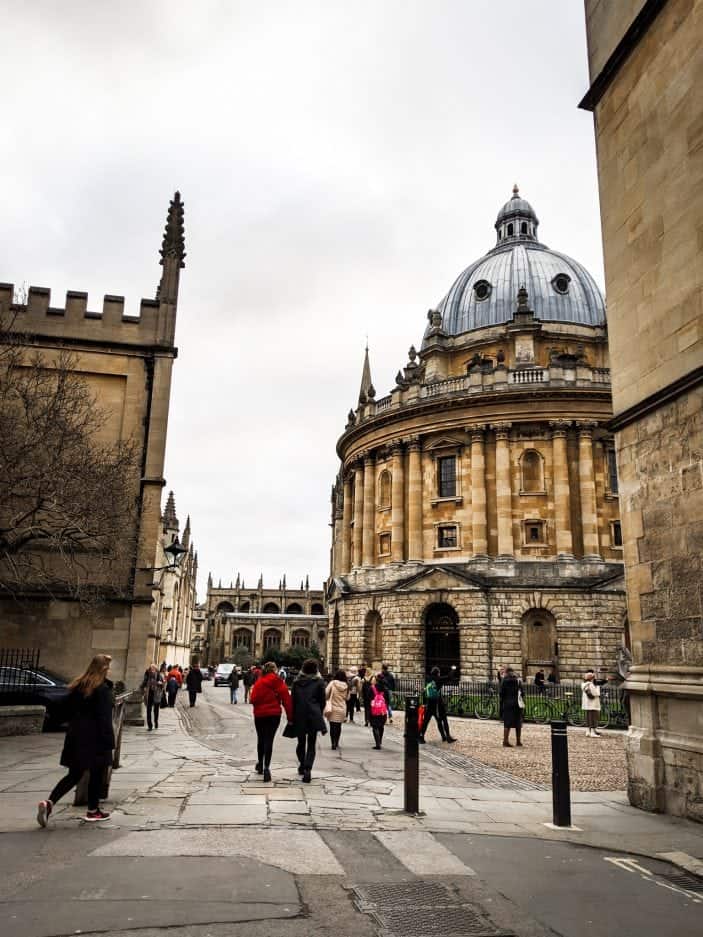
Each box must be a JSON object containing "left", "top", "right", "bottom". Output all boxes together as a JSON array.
[
  {"left": 296, "top": 730, "right": 318, "bottom": 770},
  {"left": 167, "top": 686, "right": 178, "bottom": 707},
  {"left": 329, "top": 722, "right": 342, "bottom": 748},
  {"left": 146, "top": 694, "right": 160, "bottom": 729},
  {"left": 370, "top": 714, "right": 387, "bottom": 747},
  {"left": 49, "top": 766, "right": 102, "bottom": 811},
  {"left": 420, "top": 699, "right": 446, "bottom": 739},
  {"left": 346, "top": 698, "right": 357, "bottom": 721},
  {"left": 188, "top": 690, "right": 197, "bottom": 707},
  {"left": 254, "top": 715, "right": 280, "bottom": 769}
]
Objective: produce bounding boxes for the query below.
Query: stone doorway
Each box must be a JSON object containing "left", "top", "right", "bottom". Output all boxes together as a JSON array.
[
  {"left": 424, "top": 603, "right": 460, "bottom": 681},
  {"left": 521, "top": 609, "right": 557, "bottom": 679}
]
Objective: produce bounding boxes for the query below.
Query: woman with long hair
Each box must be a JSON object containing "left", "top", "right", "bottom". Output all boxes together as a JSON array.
[
  {"left": 37, "top": 654, "right": 115, "bottom": 826},
  {"left": 249, "top": 661, "right": 292, "bottom": 782},
  {"left": 324, "top": 669, "right": 349, "bottom": 750},
  {"left": 367, "top": 673, "right": 391, "bottom": 750},
  {"left": 291, "top": 658, "right": 327, "bottom": 782}
]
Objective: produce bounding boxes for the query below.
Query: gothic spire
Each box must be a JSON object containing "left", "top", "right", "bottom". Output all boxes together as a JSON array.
[
  {"left": 163, "top": 491, "right": 178, "bottom": 530},
  {"left": 156, "top": 191, "right": 186, "bottom": 304},
  {"left": 358, "top": 344, "right": 375, "bottom": 404},
  {"left": 182, "top": 515, "right": 191, "bottom": 549}
]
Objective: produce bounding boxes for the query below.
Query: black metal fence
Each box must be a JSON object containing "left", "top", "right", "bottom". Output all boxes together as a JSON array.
[
  {"left": 390, "top": 677, "right": 628, "bottom": 730},
  {"left": 0, "top": 648, "right": 41, "bottom": 694}
]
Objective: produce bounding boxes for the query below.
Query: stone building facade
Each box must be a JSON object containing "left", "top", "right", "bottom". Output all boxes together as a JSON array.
[
  {"left": 582, "top": 0, "right": 703, "bottom": 820},
  {"left": 150, "top": 491, "right": 198, "bottom": 670},
  {"left": 327, "top": 189, "right": 627, "bottom": 680},
  {"left": 0, "top": 193, "right": 185, "bottom": 689},
  {"left": 204, "top": 575, "right": 327, "bottom": 665}
]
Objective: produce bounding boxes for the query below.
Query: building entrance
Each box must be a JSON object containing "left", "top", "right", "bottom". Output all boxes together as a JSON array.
[{"left": 424, "top": 603, "right": 460, "bottom": 680}]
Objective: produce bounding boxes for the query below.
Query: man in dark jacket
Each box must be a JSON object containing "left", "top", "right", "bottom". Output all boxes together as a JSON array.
[
  {"left": 291, "top": 658, "right": 327, "bottom": 783},
  {"left": 228, "top": 667, "right": 240, "bottom": 704},
  {"left": 185, "top": 666, "right": 203, "bottom": 707}
]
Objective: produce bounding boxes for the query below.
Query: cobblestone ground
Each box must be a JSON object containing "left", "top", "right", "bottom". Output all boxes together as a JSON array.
[{"left": 423, "top": 715, "right": 628, "bottom": 791}]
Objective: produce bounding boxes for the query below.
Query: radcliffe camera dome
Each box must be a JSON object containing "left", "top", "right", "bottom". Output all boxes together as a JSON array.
[{"left": 433, "top": 186, "right": 605, "bottom": 337}]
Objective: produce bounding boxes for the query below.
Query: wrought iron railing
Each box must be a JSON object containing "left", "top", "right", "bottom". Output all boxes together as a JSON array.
[{"left": 389, "top": 677, "right": 628, "bottom": 730}]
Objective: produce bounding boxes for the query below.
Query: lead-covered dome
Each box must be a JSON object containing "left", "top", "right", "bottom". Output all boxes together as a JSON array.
[{"left": 434, "top": 187, "right": 605, "bottom": 336}]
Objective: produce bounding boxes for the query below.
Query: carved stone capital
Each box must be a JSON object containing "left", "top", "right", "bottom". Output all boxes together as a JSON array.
[
  {"left": 467, "top": 423, "right": 487, "bottom": 441},
  {"left": 490, "top": 421, "right": 512, "bottom": 440},
  {"left": 549, "top": 419, "right": 572, "bottom": 438},
  {"left": 390, "top": 439, "right": 405, "bottom": 456},
  {"left": 575, "top": 420, "right": 598, "bottom": 436},
  {"left": 363, "top": 451, "right": 376, "bottom": 466},
  {"left": 405, "top": 436, "right": 422, "bottom": 452}
]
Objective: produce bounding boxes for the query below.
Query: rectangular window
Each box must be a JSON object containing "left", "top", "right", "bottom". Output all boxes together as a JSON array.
[
  {"left": 438, "top": 456, "right": 457, "bottom": 498},
  {"left": 523, "top": 520, "right": 546, "bottom": 544},
  {"left": 606, "top": 448, "right": 619, "bottom": 494},
  {"left": 438, "top": 525, "right": 458, "bottom": 548},
  {"left": 378, "top": 532, "right": 391, "bottom": 555},
  {"left": 612, "top": 520, "right": 622, "bottom": 547}
]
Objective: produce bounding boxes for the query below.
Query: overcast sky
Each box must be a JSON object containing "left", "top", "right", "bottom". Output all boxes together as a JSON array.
[{"left": 2, "top": 1, "right": 602, "bottom": 599}]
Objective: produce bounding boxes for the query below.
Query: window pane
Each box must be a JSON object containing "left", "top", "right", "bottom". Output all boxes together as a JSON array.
[
  {"left": 438, "top": 526, "right": 457, "bottom": 548},
  {"left": 613, "top": 521, "right": 623, "bottom": 547},
  {"left": 438, "top": 456, "right": 456, "bottom": 497},
  {"left": 607, "top": 449, "right": 619, "bottom": 493}
]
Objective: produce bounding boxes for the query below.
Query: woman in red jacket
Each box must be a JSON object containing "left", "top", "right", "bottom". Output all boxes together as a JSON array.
[{"left": 249, "top": 661, "right": 293, "bottom": 782}]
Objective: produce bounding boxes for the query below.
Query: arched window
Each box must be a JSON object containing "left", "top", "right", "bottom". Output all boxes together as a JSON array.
[
  {"left": 263, "top": 628, "right": 281, "bottom": 650},
  {"left": 233, "top": 628, "right": 252, "bottom": 650},
  {"left": 507, "top": 223, "right": 514, "bottom": 237},
  {"left": 216, "top": 601, "right": 235, "bottom": 614},
  {"left": 262, "top": 602, "right": 280, "bottom": 613},
  {"left": 286, "top": 602, "right": 303, "bottom": 614},
  {"left": 520, "top": 222, "right": 527, "bottom": 235},
  {"left": 291, "top": 629, "right": 310, "bottom": 647},
  {"left": 239, "top": 600, "right": 250, "bottom": 612},
  {"left": 311, "top": 602, "right": 325, "bottom": 615},
  {"left": 364, "top": 610, "right": 383, "bottom": 663},
  {"left": 520, "top": 449, "right": 544, "bottom": 493},
  {"left": 378, "top": 470, "right": 391, "bottom": 509}
]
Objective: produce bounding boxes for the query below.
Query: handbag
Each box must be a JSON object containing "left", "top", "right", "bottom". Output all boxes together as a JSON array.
[
  {"left": 282, "top": 722, "right": 297, "bottom": 739},
  {"left": 517, "top": 689, "right": 525, "bottom": 709},
  {"left": 324, "top": 700, "right": 333, "bottom": 719}
]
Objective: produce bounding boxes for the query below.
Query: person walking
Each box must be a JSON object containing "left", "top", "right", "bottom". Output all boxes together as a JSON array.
[
  {"left": 249, "top": 661, "right": 292, "bottom": 782},
  {"left": 368, "top": 674, "right": 391, "bottom": 749},
  {"left": 242, "top": 667, "right": 252, "bottom": 703},
  {"left": 419, "top": 667, "right": 447, "bottom": 743},
  {"left": 359, "top": 665, "right": 372, "bottom": 726},
  {"left": 166, "top": 666, "right": 181, "bottom": 707},
  {"left": 534, "top": 669, "right": 546, "bottom": 695},
  {"left": 325, "top": 669, "right": 349, "bottom": 750},
  {"left": 499, "top": 666, "right": 524, "bottom": 747},
  {"left": 141, "top": 663, "right": 165, "bottom": 730},
  {"left": 381, "top": 663, "right": 396, "bottom": 724},
  {"left": 185, "top": 664, "right": 203, "bottom": 707},
  {"left": 36, "top": 654, "right": 115, "bottom": 826},
  {"left": 346, "top": 667, "right": 361, "bottom": 722},
  {"left": 582, "top": 669, "right": 602, "bottom": 737},
  {"left": 228, "top": 666, "right": 240, "bottom": 704},
  {"left": 291, "top": 658, "right": 327, "bottom": 783}
]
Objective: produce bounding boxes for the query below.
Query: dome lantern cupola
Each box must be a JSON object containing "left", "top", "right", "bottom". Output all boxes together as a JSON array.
[{"left": 495, "top": 184, "right": 539, "bottom": 244}]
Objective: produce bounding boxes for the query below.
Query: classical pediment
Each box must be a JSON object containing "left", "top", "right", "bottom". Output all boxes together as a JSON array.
[
  {"left": 424, "top": 434, "right": 465, "bottom": 451},
  {"left": 394, "top": 565, "right": 482, "bottom": 593}
]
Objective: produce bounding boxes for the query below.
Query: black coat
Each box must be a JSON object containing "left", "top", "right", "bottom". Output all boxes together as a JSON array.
[
  {"left": 186, "top": 668, "right": 203, "bottom": 692},
  {"left": 60, "top": 680, "right": 115, "bottom": 771},
  {"left": 291, "top": 675, "right": 326, "bottom": 734},
  {"left": 499, "top": 674, "right": 523, "bottom": 728}
]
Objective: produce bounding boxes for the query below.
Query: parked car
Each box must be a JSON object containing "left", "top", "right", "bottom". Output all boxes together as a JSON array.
[
  {"left": 213, "top": 663, "right": 235, "bottom": 686},
  {"left": 199, "top": 667, "right": 211, "bottom": 681},
  {"left": 0, "top": 666, "right": 70, "bottom": 730}
]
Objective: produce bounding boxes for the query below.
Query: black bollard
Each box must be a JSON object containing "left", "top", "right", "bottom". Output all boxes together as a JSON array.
[
  {"left": 404, "top": 695, "right": 420, "bottom": 813},
  {"left": 550, "top": 720, "right": 572, "bottom": 827}
]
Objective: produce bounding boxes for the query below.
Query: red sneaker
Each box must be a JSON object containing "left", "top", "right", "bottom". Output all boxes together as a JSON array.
[{"left": 84, "top": 809, "right": 111, "bottom": 822}]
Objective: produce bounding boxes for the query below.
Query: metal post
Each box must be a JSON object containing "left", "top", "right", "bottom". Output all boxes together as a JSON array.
[
  {"left": 550, "top": 720, "right": 571, "bottom": 827},
  {"left": 404, "top": 694, "right": 420, "bottom": 813}
]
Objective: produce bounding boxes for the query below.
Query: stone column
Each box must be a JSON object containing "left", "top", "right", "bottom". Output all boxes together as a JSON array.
[
  {"left": 407, "top": 437, "right": 423, "bottom": 561},
  {"left": 470, "top": 425, "right": 488, "bottom": 557},
  {"left": 577, "top": 421, "right": 601, "bottom": 560},
  {"left": 390, "top": 441, "right": 405, "bottom": 563},
  {"left": 551, "top": 420, "right": 574, "bottom": 558},
  {"left": 362, "top": 452, "right": 376, "bottom": 566},
  {"left": 341, "top": 472, "right": 353, "bottom": 573},
  {"left": 491, "top": 422, "right": 513, "bottom": 557},
  {"left": 352, "top": 461, "right": 364, "bottom": 568}
]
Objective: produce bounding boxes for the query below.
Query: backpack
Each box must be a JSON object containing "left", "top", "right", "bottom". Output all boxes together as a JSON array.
[
  {"left": 424, "top": 680, "right": 439, "bottom": 701},
  {"left": 370, "top": 686, "right": 388, "bottom": 717}
]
